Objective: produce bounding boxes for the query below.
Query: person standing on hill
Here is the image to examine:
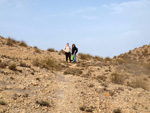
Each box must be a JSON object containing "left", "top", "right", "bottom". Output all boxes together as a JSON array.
[
  {"left": 63, "top": 43, "right": 72, "bottom": 62},
  {"left": 72, "top": 44, "right": 78, "bottom": 63}
]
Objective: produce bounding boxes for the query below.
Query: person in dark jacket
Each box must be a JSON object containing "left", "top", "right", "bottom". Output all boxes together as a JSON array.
[{"left": 72, "top": 44, "right": 78, "bottom": 62}]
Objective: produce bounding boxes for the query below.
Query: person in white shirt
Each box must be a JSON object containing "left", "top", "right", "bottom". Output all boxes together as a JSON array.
[{"left": 63, "top": 43, "right": 72, "bottom": 62}]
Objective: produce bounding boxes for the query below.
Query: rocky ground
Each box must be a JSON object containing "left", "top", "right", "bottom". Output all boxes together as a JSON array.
[{"left": 0, "top": 36, "right": 150, "bottom": 113}]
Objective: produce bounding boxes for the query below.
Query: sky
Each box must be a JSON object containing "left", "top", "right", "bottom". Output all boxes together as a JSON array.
[{"left": 0, "top": 0, "right": 150, "bottom": 58}]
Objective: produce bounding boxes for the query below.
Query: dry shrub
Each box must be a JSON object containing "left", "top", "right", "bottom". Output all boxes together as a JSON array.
[
  {"left": 34, "top": 46, "right": 41, "bottom": 53},
  {"left": 113, "top": 108, "right": 122, "bottom": 113},
  {"left": 104, "top": 57, "right": 112, "bottom": 62},
  {"left": 59, "top": 49, "right": 65, "bottom": 55},
  {"left": 7, "top": 37, "right": 18, "bottom": 46},
  {"left": 96, "top": 75, "right": 107, "bottom": 82},
  {"left": 19, "top": 41, "right": 27, "bottom": 47},
  {"left": 0, "top": 100, "right": 7, "bottom": 105},
  {"left": 47, "top": 48, "right": 56, "bottom": 52},
  {"left": 111, "top": 73, "right": 125, "bottom": 85},
  {"left": 94, "top": 56, "right": 104, "bottom": 61},
  {"left": 129, "top": 77, "right": 149, "bottom": 90},
  {"left": 33, "top": 57, "right": 62, "bottom": 71},
  {"left": 0, "top": 62, "right": 7, "bottom": 68},
  {"left": 115, "top": 58, "right": 125, "bottom": 65},
  {"left": 78, "top": 53, "right": 93, "bottom": 60},
  {"left": 9, "top": 63, "right": 17, "bottom": 71},
  {"left": 36, "top": 100, "right": 50, "bottom": 107},
  {"left": 64, "top": 68, "right": 82, "bottom": 75}
]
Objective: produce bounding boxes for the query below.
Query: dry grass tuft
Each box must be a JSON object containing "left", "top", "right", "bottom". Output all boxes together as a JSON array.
[
  {"left": 33, "top": 57, "right": 62, "bottom": 71},
  {"left": 94, "top": 56, "right": 104, "bottom": 61},
  {"left": 111, "top": 73, "right": 125, "bottom": 85},
  {"left": 36, "top": 100, "right": 50, "bottom": 107},
  {"left": 113, "top": 108, "right": 122, "bottom": 113},
  {"left": 47, "top": 48, "right": 56, "bottom": 52},
  {"left": 59, "top": 49, "right": 65, "bottom": 55},
  {"left": 0, "top": 62, "right": 7, "bottom": 68},
  {"left": 64, "top": 68, "right": 83, "bottom": 75},
  {"left": 34, "top": 46, "right": 41, "bottom": 53},
  {"left": 78, "top": 53, "right": 93, "bottom": 60},
  {"left": 104, "top": 57, "right": 112, "bottom": 62},
  {"left": 129, "top": 77, "right": 149, "bottom": 90},
  {"left": 19, "top": 41, "right": 28, "bottom": 47},
  {"left": 7, "top": 37, "right": 18, "bottom": 46},
  {"left": 0, "top": 100, "right": 7, "bottom": 105},
  {"left": 9, "top": 63, "right": 17, "bottom": 71}
]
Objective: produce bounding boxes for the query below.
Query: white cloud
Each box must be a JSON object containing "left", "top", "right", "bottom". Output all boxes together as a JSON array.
[{"left": 103, "top": 0, "right": 150, "bottom": 14}]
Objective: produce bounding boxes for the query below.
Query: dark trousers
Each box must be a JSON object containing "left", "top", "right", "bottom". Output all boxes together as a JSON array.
[{"left": 65, "top": 52, "right": 71, "bottom": 62}]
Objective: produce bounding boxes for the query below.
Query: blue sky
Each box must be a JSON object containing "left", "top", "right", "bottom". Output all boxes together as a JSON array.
[{"left": 0, "top": 0, "right": 150, "bottom": 57}]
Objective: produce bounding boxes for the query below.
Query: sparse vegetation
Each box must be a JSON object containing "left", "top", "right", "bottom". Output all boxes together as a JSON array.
[
  {"left": 9, "top": 63, "right": 17, "bottom": 71},
  {"left": 94, "top": 56, "right": 104, "bottom": 61},
  {"left": 47, "top": 48, "right": 56, "bottom": 52},
  {"left": 36, "top": 100, "right": 50, "bottom": 107},
  {"left": 20, "top": 62, "right": 27, "bottom": 67},
  {"left": 0, "top": 101, "right": 7, "bottom": 105},
  {"left": 111, "top": 73, "right": 125, "bottom": 85},
  {"left": 64, "top": 68, "right": 82, "bottom": 75},
  {"left": 0, "top": 62, "right": 7, "bottom": 68},
  {"left": 59, "top": 49, "right": 65, "bottom": 55},
  {"left": 104, "top": 57, "right": 112, "bottom": 62},
  {"left": 78, "top": 53, "right": 93, "bottom": 60},
  {"left": 96, "top": 75, "right": 107, "bottom": 82},
  {"left": 19, "top": 41, "right": 27, "bottom": 47},
  {"left": 33, "top": 57, "right": 62, "bottom": 71},
  {"left": 129, "top": 77, "right": 149, "bottom": 90},
  {"left": 34, "top": 46, "right": 41, "bottom": 53},
  {"left": 7, "top": 37, "right": 18, "bottom": 46},
  {"left": 113, "top": 108, "right": 122, "bottom": 113}
]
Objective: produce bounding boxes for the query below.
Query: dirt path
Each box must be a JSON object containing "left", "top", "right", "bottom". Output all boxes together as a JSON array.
[{"left": 54, "top": 72, "right": 82, "bottom": 113}]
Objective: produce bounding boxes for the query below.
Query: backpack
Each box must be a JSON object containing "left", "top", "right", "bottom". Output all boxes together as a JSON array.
[{"left": 76, "top": 48, "right": 78, "bottom": 53}]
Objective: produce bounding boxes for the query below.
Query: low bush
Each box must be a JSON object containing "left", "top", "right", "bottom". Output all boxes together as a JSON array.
[
  {"left": 36, "top": 100, "right": 50, "bottom": 107},
  {"left": 34, "top": 46, "right": 41, "bottom": 53},
  {"left": 9, "top": 63, "right": 17, "bottom": 71},
  {"left": 47, "top": 48, "right": 56, "bottom": 52},
  {"left": 64, "top": 68, "right": 83, "bottom": 75},
  {"left": 113, "top": 108, "right": 122, "bottom": 113},
  {"left": 19, "top": 41, "right": 27, "bottom": 47},
  {"left": 0, "top": 62, "right": 7, "bottom": 68},
  {"left": 7, "top": 37, "right": 18, "bottom": 46},
  {"left": 78, "top": 53, "right": 93, "bottom": 60},
  {"left": 0, "top": 101, "right": 7, "bottom": 105},
  {"left": 111, "top": 73, "right": 125, "bottom": 85},
  {"left": 104, "top": 57, "right": 112, "bottom": 62},
  {"left": 129, "top": 77, "right": 149, "bottom": 90},
  {"left": 94, "top": 56, "right": 104, "bottom": 61},
  {"left": 33, "top": 57, "right": 62, "bottom": 71}
]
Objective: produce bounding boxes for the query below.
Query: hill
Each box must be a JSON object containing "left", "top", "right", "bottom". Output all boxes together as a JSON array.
[{"left": 0, "top": 36, "right": 150, "bottom": 113}]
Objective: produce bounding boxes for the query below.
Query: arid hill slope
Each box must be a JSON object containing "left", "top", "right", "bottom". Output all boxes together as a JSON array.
[{"left": 0, "top": 36, "right": 150, "bottom": 113}]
